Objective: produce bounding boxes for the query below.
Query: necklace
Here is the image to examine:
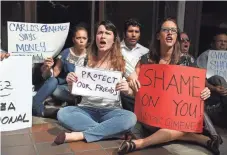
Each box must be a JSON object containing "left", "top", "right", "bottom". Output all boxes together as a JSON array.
[{"left": 160, "top": 57, "right": 171, "bottom": 64}]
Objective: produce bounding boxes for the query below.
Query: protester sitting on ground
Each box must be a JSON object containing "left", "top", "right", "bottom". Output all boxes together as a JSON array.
[
  {"left": 179, "top": 32, "right": 195, "bottom": 66},
  {"left": 54, "top": 20, "right": 137, "bottom": 145},
  {"left": 32, "top": 23, "right": 89, "bottom": 118},
  {"left": 196, "top": 31, "right": 227, "bottom": 127},
  {"left": 118, "top": 18, "right": 222, "bottom": 155}
]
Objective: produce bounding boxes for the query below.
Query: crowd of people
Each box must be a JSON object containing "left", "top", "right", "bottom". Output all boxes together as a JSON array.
[{"left": 1, "top": 17, "right": 227, "bottom": 155}]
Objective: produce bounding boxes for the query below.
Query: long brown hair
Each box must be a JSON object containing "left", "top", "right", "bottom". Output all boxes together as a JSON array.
[
  {"left": 87, "top": 20, "right": 125, "bottom": 72},
  {"left": 148, "top": 18, "right": 181, "bottom": 64}
]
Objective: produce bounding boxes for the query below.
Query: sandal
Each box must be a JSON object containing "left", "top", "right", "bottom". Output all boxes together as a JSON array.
[
  {"left": 212, "top": 135, "right": 223, "bottom": 145},
  {"left": 118, "top": 140, "right": 136, "bottom": 154},
  {"left": 123, "top": 131, "right": 137, "bottom": 140},
  {"left": 207, "top": 138, "right": 220, "bottom": 155}
]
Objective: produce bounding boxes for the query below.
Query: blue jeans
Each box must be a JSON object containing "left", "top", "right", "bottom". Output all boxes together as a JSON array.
[
  {"left": 57, "top": 106, "right": 137, "bottom": 142},
  {"left": 32, "top": 77, "right": 75, "bottom": 116},
  {"left": 207, "top": 75, "right": 227, "bottom": 105}
]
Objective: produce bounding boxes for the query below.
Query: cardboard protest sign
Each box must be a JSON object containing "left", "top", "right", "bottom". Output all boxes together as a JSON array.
[
  {"left": 72, "top": 66, "right": 122, "bottom": 100},
  {"left": 134, "top": 64, "right": 206, "bottom": 133},
  {"left": 0, "top": 56, "right": 32, "bottom": 131},
  {"left": 7, "top": 21, "right": 70, "bottom": 63},
  {"left": 207, "top": 50, "right": 227, "bottom": 81}
]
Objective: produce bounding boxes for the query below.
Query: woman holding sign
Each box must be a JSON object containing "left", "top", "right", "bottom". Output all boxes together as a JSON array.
[
  {"left": 33, "top": 23, "right": 89, "bottom": 117},
  {"left": 54, "top": 21, "right": 137, "bottom": 144},
  {"left": 118, "top": 18, "right": 222, "bottom": 155}
]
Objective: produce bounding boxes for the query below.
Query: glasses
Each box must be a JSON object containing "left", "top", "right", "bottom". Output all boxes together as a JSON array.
[
  {"left": 161, "top": 27, "right": 178, "bottom": 34},
  {"left": 181, "top": 38, "right": 190, "bottom": 43}
]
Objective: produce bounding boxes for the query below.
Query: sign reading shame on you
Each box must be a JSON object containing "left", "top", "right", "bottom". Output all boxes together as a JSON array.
[
  {"left": 0, "top": 56, "right": 32, "bottom": 131},
  {"left": 134, "top": 64, "right": 206, "bottom": 133},
  {"left": 72, "top": 66, "right": 122, "bottom": 100},
  {"left": 207, "top": 50, "right": 227, "bottom": 81},
  {"left": 7, "top": 21, "right": 70, "bottom": 63}
]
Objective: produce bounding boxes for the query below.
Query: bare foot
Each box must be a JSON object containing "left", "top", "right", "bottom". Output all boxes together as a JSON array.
[
  {"left": 133, "top": 139, "right": 144, "bottom": 149},
  {"left": 65, "top": 132, "right": 84, "bottom": 142}
]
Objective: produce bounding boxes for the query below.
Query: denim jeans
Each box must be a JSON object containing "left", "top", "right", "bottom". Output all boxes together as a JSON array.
[
  {"left": 206, "top": 75, "right": 227, "bottom": 105},
  {"left": 57, "top": 106, "right": 137, "bottom": 142},
  {"left": 32, "top": 77, "right": 75, "bottom": 116}
]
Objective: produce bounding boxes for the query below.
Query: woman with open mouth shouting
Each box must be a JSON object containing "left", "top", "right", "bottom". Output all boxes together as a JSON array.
[
  {"left": 118, "top": 18, "right": 222, "bottom": 155},
  {"left": 54, "top": 20, "right": 137, "bottom": 145}
]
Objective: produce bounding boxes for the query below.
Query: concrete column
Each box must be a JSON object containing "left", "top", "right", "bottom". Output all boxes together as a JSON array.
[
  {"left": 177, "top": 1, "right": 186, "bottom": 32},
  {"left": 91, "top": 1, "right": 95, "bottom": 40},
  {"left": 24, "top": 1, "right": 37, "bottom": 22},
  {"left": 99, "top": 1, "right": 105, "bottom": 22}
]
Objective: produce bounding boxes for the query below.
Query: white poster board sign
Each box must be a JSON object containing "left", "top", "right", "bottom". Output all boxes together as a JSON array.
[
  {"left": 72, "top": 66, "right": 122, "bottom": 100},
  {"left": 7, "top": 21, "right": 70, "bottom": 63},
  {"left": 207, "top": 50, "right": 227, "bottom": 81},
  {"left": 0, "top": 56, "right": 32, "bottom": 131}
]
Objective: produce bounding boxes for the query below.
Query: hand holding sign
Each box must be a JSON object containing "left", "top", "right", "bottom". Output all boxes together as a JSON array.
[
  {"left": 127, "top": 71, "right": 141, "bottom": 92},
  {"left": 200, "top": 87, "right": 211, "bottom": 100},
  {"left": 116, "top": 80, "right": 130, "bottom": 94},
  {"left": 66, "top": 72, "right": 78, "bottom": 86},
  {"left": 0, "top": 52, "right": 10, "bottom": 61},
  {"left": 43, "top": 57, "right": 54, "bottom": 68}
]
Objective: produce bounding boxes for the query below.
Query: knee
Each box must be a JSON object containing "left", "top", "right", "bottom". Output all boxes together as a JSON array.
[
  {"left": 45, "top": 77, "right": 58, "bottom": 88},
  {"left": 211, "top": 75, "right": 226, "bottom": 84},
  {"left": 52, "top": 87, "right": 62, "bottom": 98},
  {"left": 121, "top": 111, "right": 137, "bottom": 131},
  {"left": 57, "top": 107, "right": 72, "bottom": 123}
]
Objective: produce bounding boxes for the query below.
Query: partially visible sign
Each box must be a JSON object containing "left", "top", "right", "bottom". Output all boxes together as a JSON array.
[
  {"left": 207, "top": 50, "right": 227, "bottom": 81},
  {"left": 0, "top": 56, "right": 32, "bottom": 131},
  {"left": 7, "top": 21, "right": 70, "bottom": 63}
]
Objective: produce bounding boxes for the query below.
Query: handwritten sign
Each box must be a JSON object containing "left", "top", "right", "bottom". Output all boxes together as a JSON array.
[
  {"left": 207, "top": 50, "right": 227, "bottom": 81},
  {"left": 134, "top": 64, "right": 206, "bottom": 133},
  {"left": 72, "top": 66, "right": 122, "bottom": 100},
  {"left": 0, "top": 56, "right": 32, "bottom": 131},
  {"left": 7, "top": 21, "right": 70, "bottom": 63}
]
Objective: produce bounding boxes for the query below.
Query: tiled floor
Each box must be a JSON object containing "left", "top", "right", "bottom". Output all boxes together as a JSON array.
[
  {"left": 1, "top": 122, "right": 173, "bottom": 155},
  {"left": 1, "top": 117, "right": 227, "bottom": 155}
]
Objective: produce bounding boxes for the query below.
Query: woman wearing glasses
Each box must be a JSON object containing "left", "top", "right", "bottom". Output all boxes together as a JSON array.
[
  {"left": 118, "top": 18, "right": 221, "bottom": 155},
  {"left": 179, "top": 32, "right": 196, "bottom": 66}
]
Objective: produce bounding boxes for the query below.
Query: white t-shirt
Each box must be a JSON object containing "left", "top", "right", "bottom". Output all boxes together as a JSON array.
[{"left": 121, "top": 40, "right": 149, "bottom": 69}]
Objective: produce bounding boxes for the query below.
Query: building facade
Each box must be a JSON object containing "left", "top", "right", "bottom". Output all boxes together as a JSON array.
[{"left": 1, "top": 1, "right": 227, "bottom": 57}]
